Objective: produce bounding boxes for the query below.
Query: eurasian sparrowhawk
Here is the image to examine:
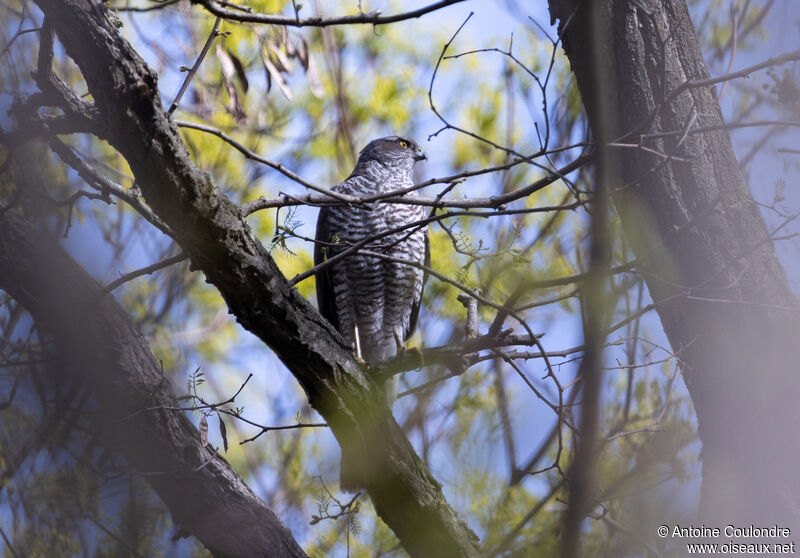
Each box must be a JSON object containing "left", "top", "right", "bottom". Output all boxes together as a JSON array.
[{"left": 314, "top": 135, "right": 429, "bottom": 375}]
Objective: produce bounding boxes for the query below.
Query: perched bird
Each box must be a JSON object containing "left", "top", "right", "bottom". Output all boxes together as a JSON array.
[
  {"left": 314, "top": 135, "right": 429, "bottom": 379},
  {"left": 315, "top": 136, "right": 429, "bottom": 489}
]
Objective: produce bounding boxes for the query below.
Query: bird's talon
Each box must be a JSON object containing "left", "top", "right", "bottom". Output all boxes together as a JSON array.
[{"left": 393, "top": 330, "right": 405, "bottom": 355}]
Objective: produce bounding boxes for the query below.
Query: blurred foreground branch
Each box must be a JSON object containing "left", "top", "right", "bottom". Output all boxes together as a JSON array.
[{"left": 0, "top": 211, "right": 307, "bottom": 558}]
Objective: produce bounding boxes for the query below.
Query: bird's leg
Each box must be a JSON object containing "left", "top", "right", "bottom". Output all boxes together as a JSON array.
[
  {"left": 393, "top": 329, "right": 404, "bottom": 355},
  {"left": 393, "top": 329, "right": 424, "bottom": 367},
  {"left": 352, "top": 323, "right": 368, "bottom": 367}
]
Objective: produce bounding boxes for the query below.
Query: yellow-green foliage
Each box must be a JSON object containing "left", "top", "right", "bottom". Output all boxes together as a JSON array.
[
  {"left": 11, "top": 467, "right": 98, "bottom": 557},
  {"left": 0, "top": 0, "right": 749, "bottom": 554}
]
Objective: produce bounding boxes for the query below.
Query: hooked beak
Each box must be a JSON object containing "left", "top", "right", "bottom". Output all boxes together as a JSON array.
[{"left": 413, "top": 147, "right": 427, "bottom": 162}]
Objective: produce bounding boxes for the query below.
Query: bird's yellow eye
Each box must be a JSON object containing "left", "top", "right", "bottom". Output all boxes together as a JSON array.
[{"left": 398, "top": 140, "right": 409, "bottom": 148}]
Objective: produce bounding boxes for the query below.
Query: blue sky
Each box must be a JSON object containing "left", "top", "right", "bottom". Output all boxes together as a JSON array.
[
  {"left": 3, "top": 0, "right": 798, "bottom": 553},
  {"left": 60, "top": 0, "right": 799, "bottom": 538}
]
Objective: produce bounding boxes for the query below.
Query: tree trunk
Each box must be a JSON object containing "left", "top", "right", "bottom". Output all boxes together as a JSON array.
[
  {"left": 0, "top": 212, "right": 309, "bottom": 558},
  {"left": 28, "top": 1, "right": 480, "bottom": 555},
  {"left": 548, "top": 0, "right": 800, "bottom": 525}
]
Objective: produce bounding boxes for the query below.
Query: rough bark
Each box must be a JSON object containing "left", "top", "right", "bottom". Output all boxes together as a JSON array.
[
  {"left": 0, "top": 212, "right": 308, "bottom": 558},
  {"left": 548, "top": 0, "right": 800, "bottom": 526},
  {"left": 28, "top": 1, "right": 479, "bottom": 556}
]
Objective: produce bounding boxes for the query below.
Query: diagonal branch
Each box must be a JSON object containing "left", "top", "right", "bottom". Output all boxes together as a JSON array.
[
  {"left": 33, "top": 1, "right": 480, "bottom": 556},
  {"left": 0, "top": 212, "right": 307, "bottom": 558},
  {"left": 101, "top": 252, "right": 187, "bottom": 294},
  {"left": 168, "top": 17, "right": 221, "bottom": 114}
]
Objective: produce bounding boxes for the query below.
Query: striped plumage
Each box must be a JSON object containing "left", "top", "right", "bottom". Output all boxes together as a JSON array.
[{"left": 314, "top": 136, "right": 429, "bottom": 367}]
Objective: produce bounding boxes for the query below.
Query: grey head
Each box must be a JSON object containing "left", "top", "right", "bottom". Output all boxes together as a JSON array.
[{"left": 351, "top": 136, "right": 427, "bottom": 180}]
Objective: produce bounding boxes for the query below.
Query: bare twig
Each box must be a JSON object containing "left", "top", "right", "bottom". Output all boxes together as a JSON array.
[
  {"left": 375, "top": 331, "right": 543, "bottom": 379},
  {"left": 168, "top": 17, "right": 221, "bottom": 114},
  {"left": 606, "top": 368, "right": 679, "bottom": 441},
  {"left": 602, "top": 514, "right": 664, "bottom": 558},
  {"left": 617, "top": 48, "right": 800, "bottom": 143},
  {"left": 193, "top": 0, "right": 466, "bottom": 27},
  {"left": 427, "top": 12, "right": 559, "bottom": 171},
  {"left": 101, "top": 252, "right": 187, "bottom": 294},
  {"left": 238, "top": 419, "right": 328, "bottom": 444},
  {"left": 244, "top": 153, "right": 591, "bottom": 212},
  {"left": 46, "top": 136, "right": 173, "bottom": 236},
  {"left": 486, "top": 479, "right": 567, "bottom": 557},
  {"left": 0, "top": 522, "right": 21, "bottom": 558},
  {"left": 113, "top": 0, "right": 181, "bottom": 11},
  {"left": 717, "top": 3, "right": 739, "bottom": 102},
  {"left": 177, "top": 120, "right": 351, "bottom": 201}
]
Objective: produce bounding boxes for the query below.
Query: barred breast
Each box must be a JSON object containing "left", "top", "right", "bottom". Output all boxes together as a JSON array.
[{"left": 317, "top": 176, "right": 427, "bottom": 364}]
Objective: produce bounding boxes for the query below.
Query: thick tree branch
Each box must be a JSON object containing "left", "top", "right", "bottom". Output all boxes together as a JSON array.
[
  {"left": 548, "top": 0, "right": 800, "bottom": 527},
  {"left": 32, "top": 1, "right": 479, "bottom": 555},
  {"left": 0, "top": 212, "right": 307, "bottom": 558}
]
